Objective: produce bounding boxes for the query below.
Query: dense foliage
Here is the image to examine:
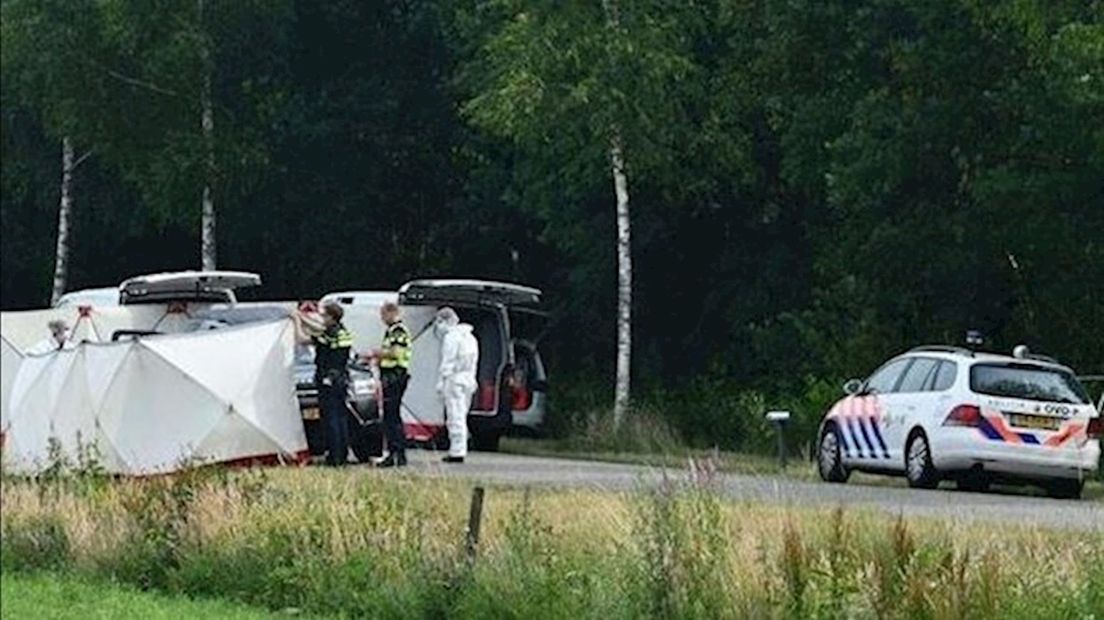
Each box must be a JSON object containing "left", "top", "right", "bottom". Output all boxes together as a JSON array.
[{"left": 3, "top": 1, "right": 1101, "bottom": 448}]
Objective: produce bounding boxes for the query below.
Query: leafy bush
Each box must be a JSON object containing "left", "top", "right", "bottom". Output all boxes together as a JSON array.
[
  {"left": 0, "top": 514, "right": 70, "bottom": 571},
  {"left": 547, "top": 371, "right": 845, "bottom": 460}
]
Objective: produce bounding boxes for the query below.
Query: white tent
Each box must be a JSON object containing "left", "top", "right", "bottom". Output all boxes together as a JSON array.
[
  {"left": 1, "top": 298, "right": 449, "bottom": 452},
  {"left": 2, "top": 319, "right": 305, "bottom": 475},
  {"left": 1, "top": 303, "right": 252, "bottom": 433}
]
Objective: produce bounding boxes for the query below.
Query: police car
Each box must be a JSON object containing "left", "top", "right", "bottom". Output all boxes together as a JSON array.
[{"left": 816, "top": 345, "right": 1101, "bottom": 499}]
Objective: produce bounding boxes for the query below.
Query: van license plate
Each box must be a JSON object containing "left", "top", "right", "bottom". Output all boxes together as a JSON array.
[
  {"left": 1006, "top": 413, "right": 1060, "bottom": 431},
  {"left": 302, "top": 406, "right": 320, "bottom": 421}
]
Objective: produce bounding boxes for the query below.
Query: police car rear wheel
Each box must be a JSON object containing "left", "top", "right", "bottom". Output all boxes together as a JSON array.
[
  {"left": 1044, "top": 478, "right": 1083, "bottom": 500},
  {"left": 956, "top": 472, "right": 991, "bottom": 493},
  {"left": 905, "top": 432, "right": 939, "bottom": 489},
  {"left": 818, "top": 425, "right": 849, "bottom": 483}
]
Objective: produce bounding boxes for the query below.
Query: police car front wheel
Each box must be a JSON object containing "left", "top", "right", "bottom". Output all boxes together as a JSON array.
[{"left": 817, "top": 424, "right": 850, "bottom": 483}]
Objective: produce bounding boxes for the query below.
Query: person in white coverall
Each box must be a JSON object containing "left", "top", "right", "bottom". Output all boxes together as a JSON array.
[
  {"left": 27, "top": 320, "right": 72, "bottom": 355},
  {"left": 434, "top": 307, "right": 479, "bottom": 463}
]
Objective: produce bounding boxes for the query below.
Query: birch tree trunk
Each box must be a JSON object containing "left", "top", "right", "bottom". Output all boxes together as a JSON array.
[
  {"left": 49, "top": 136, "right": 74, "bottom": 306},
  {"left": 609, "top": 132, "right": 632, "bottom": 428},
  {"left": 198, "top": 0, "right": 216, "bottom": 271},
  {"left": 604, "top": 0, "right": 632, "bottom": 428},
  {"left": 200, "top": 71, "right": 216, "bottom": 270}
]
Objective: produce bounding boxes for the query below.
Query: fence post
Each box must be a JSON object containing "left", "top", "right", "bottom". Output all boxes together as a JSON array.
[{"left": 466, "top": 486, "right": 485, "bottom": 564}]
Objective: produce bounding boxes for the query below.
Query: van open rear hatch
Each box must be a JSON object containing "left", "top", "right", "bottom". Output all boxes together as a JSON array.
[
  {"left": 398, "top": 279, "right": 541, "bottom": 308},
  {"left": 120, "top": 271, "right": 261, "bottom": 304}
]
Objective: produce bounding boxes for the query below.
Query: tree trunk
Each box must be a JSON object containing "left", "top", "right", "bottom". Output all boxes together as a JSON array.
[
  {"left": 198, "top": 0, "right": 216, "bottom": 271},
  {"left": 603, "top": 0, "right": 632, "bottom": 428},
  {"left": 609, "top": 132, "right": 632, "bottom": 428},
  {"left": 50, "top": 136, "right": 75, "bottom": 306}
]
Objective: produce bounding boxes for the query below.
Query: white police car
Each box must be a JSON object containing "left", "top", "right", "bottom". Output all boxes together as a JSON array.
[{"left": 816, "top": 345, "right": 1101, "bottom": 499}]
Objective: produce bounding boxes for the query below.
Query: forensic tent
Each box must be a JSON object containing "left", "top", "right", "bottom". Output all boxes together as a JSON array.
[
  {"left": 0, "top": 303, "right": 277, "bottom": 433},
  {"left": 2, "top": 318, "right": 305, "bottom": 475}
]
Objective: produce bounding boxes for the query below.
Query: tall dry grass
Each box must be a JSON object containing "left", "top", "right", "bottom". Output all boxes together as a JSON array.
[{"left": 2, "top": 464, "right": 1101, "bottom": 619}]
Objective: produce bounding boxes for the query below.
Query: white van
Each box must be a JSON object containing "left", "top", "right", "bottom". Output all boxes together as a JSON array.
[
  {"left": 322, "top": 279, "right": 548, "bottom": 451},
  {"left": 53, "top": 271, "right": 261, "bottom": 308}
]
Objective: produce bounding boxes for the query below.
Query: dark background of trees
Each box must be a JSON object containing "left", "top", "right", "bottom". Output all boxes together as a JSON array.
[{"left": 3, "top": 1, "right": 1101, "bottom": 449}]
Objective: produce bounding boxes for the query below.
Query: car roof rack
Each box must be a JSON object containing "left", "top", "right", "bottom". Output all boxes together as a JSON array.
[{"left": 908, "top": 345, "right": 976, "bottom": 357}]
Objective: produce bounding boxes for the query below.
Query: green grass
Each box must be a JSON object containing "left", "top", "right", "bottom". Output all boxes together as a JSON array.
[
  {"left": 3, "top": 467, "right": 1102, "bottom": 619},
  {"left": 0, "top": 572, "right": 317, "bottom": 619}
]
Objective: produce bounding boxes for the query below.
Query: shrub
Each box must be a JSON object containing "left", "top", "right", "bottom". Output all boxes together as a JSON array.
[{"left": 0, "top": 513, "right": 70, "bottom": 571}]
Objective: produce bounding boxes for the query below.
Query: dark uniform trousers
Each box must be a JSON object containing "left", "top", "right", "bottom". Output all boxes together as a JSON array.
[
  {"left": 313, "top": 323, "right": 354, "bottom": 467},
  {"left": 320, "top": 378, "right": 348, "bottom": 467},
  {"left": 381, "top": 369, "right": 409, "bottom": 461}
]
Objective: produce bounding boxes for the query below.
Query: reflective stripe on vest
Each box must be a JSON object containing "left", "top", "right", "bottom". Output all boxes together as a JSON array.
[
  {"left": 318, "top": 327, "right": 354, "bottom": 349},
  {"left": 380, "top": 323, "right": 412, "bottom": 369}
]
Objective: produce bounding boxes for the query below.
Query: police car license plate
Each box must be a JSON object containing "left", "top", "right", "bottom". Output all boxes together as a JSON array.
[
  {"left": 302, "top": 406, "right": 320, "bottom": 421},
  {"left": 1006, "top": 413, "right": 1061, "bottom": 431}
]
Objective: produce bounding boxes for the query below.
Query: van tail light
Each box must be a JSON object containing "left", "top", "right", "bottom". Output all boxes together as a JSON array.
[
  {"left": 943, "top": 404, "right": 981, "bottom": 427},
  {"left": 512, "top": 387, "right": 532, "bottom": 411},
  {"left": 1088, "top": 417, "right": 1103, "bottom": 440}
]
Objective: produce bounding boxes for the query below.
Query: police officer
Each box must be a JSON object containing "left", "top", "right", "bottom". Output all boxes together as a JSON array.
[
  {"left": 294, "top": 303, "right": 355, "bottom": 467},
  {"left": 373, "top": 301, "right": 412, "bottom": 468}
]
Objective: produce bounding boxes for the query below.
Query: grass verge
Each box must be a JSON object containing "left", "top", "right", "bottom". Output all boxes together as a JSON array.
[{"left": 2, "top": 467, "right": 1102, "bottom": 619}]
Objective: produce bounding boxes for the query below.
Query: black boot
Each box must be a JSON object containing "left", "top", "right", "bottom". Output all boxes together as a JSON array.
[{"left": 442, "top": 456, "right": 464, "bottom": 464}]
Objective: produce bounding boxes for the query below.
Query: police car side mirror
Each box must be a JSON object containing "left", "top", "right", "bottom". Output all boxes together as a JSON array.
[{"left": 843, "top": 379, "right": 864, "bottom": 396}]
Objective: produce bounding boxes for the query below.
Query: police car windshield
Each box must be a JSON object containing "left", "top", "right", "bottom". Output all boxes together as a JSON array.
[{"left": 970, "top": 364, "right": 1090, "bottom": 404}]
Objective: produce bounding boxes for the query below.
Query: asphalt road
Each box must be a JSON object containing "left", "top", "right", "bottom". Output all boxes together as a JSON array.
[{"left": 398, "top": 450, "right": 1104, "bottom": 532}]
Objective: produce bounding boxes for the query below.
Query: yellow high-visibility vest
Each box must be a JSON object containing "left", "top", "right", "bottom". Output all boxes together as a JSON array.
[{"left": 380, "top": 322, "right": 412, "bottom": 370}]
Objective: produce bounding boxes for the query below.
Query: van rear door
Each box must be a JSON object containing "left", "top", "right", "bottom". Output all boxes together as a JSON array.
[{"left": 399, "top": 279, "right": 545, "bottom": 421}]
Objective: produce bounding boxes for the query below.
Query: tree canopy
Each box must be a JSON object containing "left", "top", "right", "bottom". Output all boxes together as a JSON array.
[{"left": 3, "top": 0, "right": 1101, "bottom": 446}]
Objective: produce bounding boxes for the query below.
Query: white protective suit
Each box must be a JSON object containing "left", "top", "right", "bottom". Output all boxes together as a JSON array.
[{"left": 437, "top": 323, "right": 479, "bottom": 458}]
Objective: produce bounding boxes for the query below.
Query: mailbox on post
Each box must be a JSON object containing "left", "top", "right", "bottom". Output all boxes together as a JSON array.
[{"left": 765, "top": 410, "right": 791, "bottom": 469}]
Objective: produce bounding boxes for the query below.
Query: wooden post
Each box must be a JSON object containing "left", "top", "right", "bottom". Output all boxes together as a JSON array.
[{"left": 466, "top": 486, "right": 485, "bottom": 563}]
